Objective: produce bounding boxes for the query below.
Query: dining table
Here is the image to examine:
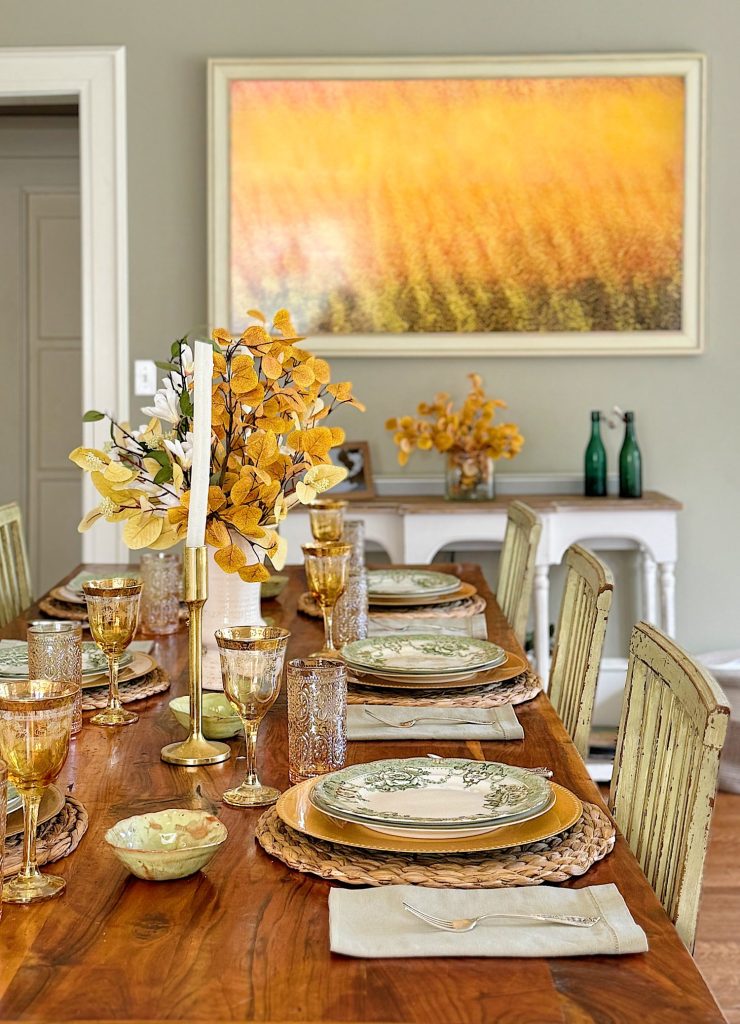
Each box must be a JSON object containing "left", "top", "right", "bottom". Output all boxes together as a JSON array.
[{"left": 0, "top": 562, "right": 725, "bottom": 1024}]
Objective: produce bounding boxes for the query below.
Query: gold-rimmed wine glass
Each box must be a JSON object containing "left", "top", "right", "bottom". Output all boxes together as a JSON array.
[
  {"left": 0, "top": 679, "right": 76, "bottom": 903},
  {"left": 308, "top": 499, "right": 347, "bottom": 542},
  {"left": 82, "top": 577, "right": 142, "bottom": 727},
  {"left": 302, "top": 542, "right": 351, "bottom": 656},
  {"left": 215, "top": 626, "right": 290, "bottom": 807}
]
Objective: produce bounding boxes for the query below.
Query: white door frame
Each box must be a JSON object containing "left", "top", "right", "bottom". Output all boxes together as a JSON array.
[{"left": 0, "top": 46, "right": 129, "bottom": 563}]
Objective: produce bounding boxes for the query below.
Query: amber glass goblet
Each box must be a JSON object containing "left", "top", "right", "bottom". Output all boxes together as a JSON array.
[
  {"left": 308, "top": 499, "right": 347, "bottom": 542},
  {"left": 0, "top": 679, "right": 75, "bottom": 903},
  {"left": 302, "top": 542, "right": 351, "bottom": 656},
  {"left": 215, "top": 626, "right": 290, "bottom": 807},
  {"left": 83, "top": 577, "right": 142, "bottom": 727}
]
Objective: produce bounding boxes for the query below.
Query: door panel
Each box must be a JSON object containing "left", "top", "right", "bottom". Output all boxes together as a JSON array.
[{"left": 26, "top": 192, "right": 82, "bottom": 594}]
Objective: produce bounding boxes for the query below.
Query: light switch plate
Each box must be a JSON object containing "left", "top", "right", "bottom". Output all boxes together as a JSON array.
[{"left": 134, "top": 359, "right": 158, "bottom": 396}]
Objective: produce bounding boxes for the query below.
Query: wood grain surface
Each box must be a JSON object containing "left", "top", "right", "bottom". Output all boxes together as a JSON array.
[
  {"left": 0, "top": 563, "right": 722, "bottom": 1023},
  {"left": 289, "top": 491, "right": 683, "bottom": 514}
]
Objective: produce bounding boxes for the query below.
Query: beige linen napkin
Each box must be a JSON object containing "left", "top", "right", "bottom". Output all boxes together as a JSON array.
[
  {"left": 329, "top": 883, "right": 648, "bottom": 958},
  {"left": 368, "top": 614, "right": 488, "bottom": 639},
  {"left": 347, "top": 704, "right": 524, "bottom": 741}
]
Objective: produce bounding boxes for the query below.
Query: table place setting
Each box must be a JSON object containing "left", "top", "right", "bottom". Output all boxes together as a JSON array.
[{"left": 328, "top": 883, "right": 648, "bottom": 958}]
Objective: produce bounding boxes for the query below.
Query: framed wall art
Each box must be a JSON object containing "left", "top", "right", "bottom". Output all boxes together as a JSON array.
[
  {"left": 209, "top": 54, "right": 705, "bottom": 357},
  {"left": 328, "top": 441, "right": 375, "bottom": 500}
]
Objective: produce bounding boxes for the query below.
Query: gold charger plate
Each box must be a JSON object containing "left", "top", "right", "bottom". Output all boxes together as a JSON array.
[
  {"left": 81, "top": 652, "right": 156, "bottom": 690},
  {"left": 277, "top": 778, "right": 581, "bottom": 854},
  {"left": 5, "top": 784, "right": 66, "bottom": 840},
  {"left": 369, "top": 581, "right": 477, "bottom": 607},
  {"left": 349, "top": 650, "right": 528, "bottom": 690}
]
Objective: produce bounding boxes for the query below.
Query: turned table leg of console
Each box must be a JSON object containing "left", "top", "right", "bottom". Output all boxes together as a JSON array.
[{"left": 658, "top": 561, "right": 677, "bottom": 637}]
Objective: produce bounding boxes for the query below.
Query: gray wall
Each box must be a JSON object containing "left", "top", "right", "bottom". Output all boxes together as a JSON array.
[{"left": 3, "top": 0, "right": 739, "bottom": 653}]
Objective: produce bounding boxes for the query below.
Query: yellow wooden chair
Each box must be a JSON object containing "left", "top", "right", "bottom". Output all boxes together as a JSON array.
[
  {"left": 609, "top": 622, "right": 730, "bottom": 950},
  {"left": 548, "top": 545, "right": 614, "bottom": 759},
  {"left": 0, "top": 502, "right": 32, "bottom": 628},
  {"left": 496, "top": 500, "right": 541, "bottom": 645}
]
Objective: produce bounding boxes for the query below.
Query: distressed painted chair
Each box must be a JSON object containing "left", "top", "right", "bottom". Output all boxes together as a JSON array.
[
  {"left": 609, "top": 622, "right": 729, "bottom": 950},
  {"left": 548, "top": 545, "right": 614, "bottom": 759},
  {"left": 496, "top": 501, "right": 542, "bottom": 645},
  {"left": 0, "top": 502, "right": 32, "bottom": 628}
]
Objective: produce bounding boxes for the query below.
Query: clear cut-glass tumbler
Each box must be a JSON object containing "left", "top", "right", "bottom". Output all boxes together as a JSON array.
[
  {"left": 27, "top": 621, "right": 83, "bottom": 736},
  {"left": 287, "top": 658, "right": 347, "bottom": 784},
  {"left": 140, "top": 552, "right": 181, "bottom": 635}
]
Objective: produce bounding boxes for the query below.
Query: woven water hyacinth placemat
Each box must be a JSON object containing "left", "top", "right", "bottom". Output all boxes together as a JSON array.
[
  {"left": 298, "top": 592, "right": 487, "bottom": 619},
  {"left": 3, "top": 796, "right": 88, "bottom": 878},
  {"left": 255, "top": 801, "right": 615, "bottom": 888},
  {"left": 81, "top": 667, "right": 170, "bottom": 711},
  {"left": 38, "top": 596, "right": 89, "bottom": 622},
  {"left": 347, "top": 668, "right": 542, "bottom": 708}
]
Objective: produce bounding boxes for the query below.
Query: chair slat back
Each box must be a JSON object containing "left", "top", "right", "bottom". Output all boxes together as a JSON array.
[
  {"left": 548, "top": 545, "right": 614, "bottom": 758},
  {"left": 0, "top": 503, "right": 32, "bottom": 628},
  {"left": 609, "top": 622, "right": 729, "bottom": 950},
  {"left": 496, "top": 501, "right": 541, "bottom": 644}
]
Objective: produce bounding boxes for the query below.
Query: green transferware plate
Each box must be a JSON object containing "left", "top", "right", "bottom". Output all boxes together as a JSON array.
[
  {"left": 312, "top": 758, "right": 552, "bottom": 829},
  {"left": 6, "top": 782, "right": 22, "bottom": 816},
  {"left": 341, "top": 634, "right": 506, "bottom": 676},
  {"left": 0, "top": 642, "right": 132, "bottom": 678},
  {"left": 366, "top": 569, "right": 460, "bottom": 598}
]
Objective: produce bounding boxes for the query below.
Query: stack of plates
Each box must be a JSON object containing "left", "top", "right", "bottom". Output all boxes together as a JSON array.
[
  {"left": 49, "top": 570, "right": 118, "bottom": 606},
  {"left": 341, "top": 633, "right": 526, "bottom": 690},
  {"left": 276, "top": 757, "right": 583, "bottom": 854},
  {"left": 367, "top": 569, "right": 477, "bottom": 608},
  {"left": 0, "top": 643, "right": 155, "bottom": 690}
]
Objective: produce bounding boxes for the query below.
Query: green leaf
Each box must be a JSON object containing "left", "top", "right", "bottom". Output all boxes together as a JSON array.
[
  {"left": 155, "top": 360, "right": 177, "bottom": 372},
  {"left": 153, "top": 465, "right": 173, "bottom": 485},
  {"left": 82, "top": 410, "right": 105, "bottom": 422},
  {"left": 179, "top": 390, "right": 193, "bottom": 417},
  {"left": 147, "top": 450, "right": 171, "bottom": 469},
  {"left": 171, "top": 340, "right": 182, "bottom": 358}
]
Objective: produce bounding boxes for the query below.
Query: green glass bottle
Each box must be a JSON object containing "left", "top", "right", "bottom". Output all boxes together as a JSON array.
[
  {"left": 619, "top": 411, "right": 642, "bottom": 498},
  {"left": 584, "top": 411, "right": 607, "bottom": 497}
]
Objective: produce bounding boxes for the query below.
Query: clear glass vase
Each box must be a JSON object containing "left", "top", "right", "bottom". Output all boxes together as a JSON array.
[{"left": 445, "top": 452, "right": 495, "bottom": 501}]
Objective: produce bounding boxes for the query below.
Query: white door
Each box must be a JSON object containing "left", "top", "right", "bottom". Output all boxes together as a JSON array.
[{"left": 0, "top": 115, "right": 81, "bottom": 594}]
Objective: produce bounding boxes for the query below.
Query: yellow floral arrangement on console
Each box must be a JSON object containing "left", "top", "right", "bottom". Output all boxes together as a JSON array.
[
  {"left": 386, "top": 374, "right": 523, "bottom": 500},
  {"left": 70, "top": 310, "right": 364, "bottom": 581}
]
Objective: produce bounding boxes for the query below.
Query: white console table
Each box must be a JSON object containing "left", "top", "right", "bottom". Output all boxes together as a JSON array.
[{"left": 282, "top": 491, "right": 682, "bottom": 676}]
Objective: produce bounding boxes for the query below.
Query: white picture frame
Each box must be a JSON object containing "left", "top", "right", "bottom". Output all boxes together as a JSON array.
[{"left": 209, "top": 53, "right": 705, "bottom": 357}]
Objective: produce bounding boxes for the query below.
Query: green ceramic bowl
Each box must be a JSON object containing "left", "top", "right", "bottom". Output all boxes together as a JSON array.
[
  {"left": 261, "top": 574, "right": 289, "bottom": 600},
  {"left": 169, "top": 693, "right": 242, "bottom": 739},
  {"left": 105, "top": 809, "right": 228, "bottom": 881}
]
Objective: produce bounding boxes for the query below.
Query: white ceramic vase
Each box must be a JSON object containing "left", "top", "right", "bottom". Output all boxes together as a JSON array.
[{"left": 201, "top": 537, "right": 267, "bottom": 680}]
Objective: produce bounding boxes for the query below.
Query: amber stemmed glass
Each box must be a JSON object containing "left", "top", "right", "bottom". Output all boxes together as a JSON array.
[
  {"left": 308, "top": 499, "right": 347, "bottom": 542},
  {"left": 215, "top": 626, "right": 290, "bottom": 807},
  {"left": 0, "top": 680, "right": 76, "bottom": 903},
  {"left": 302, "top": 542, "right": 351, "bottom": 657},
  {"left": 82, "top": 577, "right": 142, "bottom": 727}
]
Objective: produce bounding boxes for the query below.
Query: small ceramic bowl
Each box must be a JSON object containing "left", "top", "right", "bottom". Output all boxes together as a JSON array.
[
  {"left": 169, "top": 693, "right": 242, "bottom": 739},
  {"left": 262, "top": 574, "right": 289, "bottom": 600},
  {"left": 105, "top": 809, "right": 228, "bottom": 881}
]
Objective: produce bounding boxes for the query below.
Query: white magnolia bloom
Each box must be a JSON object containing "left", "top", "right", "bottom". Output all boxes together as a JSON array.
[
  {"left": 141, "top": 379, "right": 181, "bottom": 426},
  {"left": 164, "top": 432, "right": 194, "bottom": 470}
]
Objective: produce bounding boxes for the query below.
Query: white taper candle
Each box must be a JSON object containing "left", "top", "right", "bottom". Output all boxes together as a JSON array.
[{"left": 186, "top": 340, "right": 213, "bottom": 549}]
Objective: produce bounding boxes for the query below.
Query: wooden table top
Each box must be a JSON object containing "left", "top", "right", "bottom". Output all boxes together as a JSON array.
[
  {"left": 0, "top": 564, "right": 721, "bottom": 1024},
  {"left": 291, "top": 491, "right": 684, "bottom": 514}
]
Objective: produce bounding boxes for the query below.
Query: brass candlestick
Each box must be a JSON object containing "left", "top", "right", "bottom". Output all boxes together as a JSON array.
[{"left": 161, "top": 546, "right": 231, "bottom": 766}]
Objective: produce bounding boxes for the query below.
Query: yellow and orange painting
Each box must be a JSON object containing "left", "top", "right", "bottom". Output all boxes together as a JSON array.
[{"left": 229, "top": 76, "right": 685, "bottom": 336}]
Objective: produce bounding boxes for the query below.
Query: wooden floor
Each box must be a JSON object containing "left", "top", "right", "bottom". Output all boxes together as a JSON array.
[{"left": 695, "top": 791, "right": 740, "bottom": 1023}]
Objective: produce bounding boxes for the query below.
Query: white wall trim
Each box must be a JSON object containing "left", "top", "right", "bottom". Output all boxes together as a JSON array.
[{"left": 0, "top": 46, "right": 129, "bottom": 563}]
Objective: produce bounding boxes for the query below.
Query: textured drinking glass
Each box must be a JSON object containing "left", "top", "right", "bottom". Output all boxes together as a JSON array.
[
  {"left": 308, "top": 499, "right": 347, "bottom": 542},
  {"left": 0, "top": 680, "right": 75, "bottom": 903},
  {"left": 83, "top": 578, "right": 142, "bottom": 727},
  {"left": 333, "top": 569, "right": 369, "bottom": 647},
  {"left": 287, "top": 658, "right": 347, "bottom": 784},
  {"left": 140, "top": 552, "right": 181, "bottom": 635},
  {"left": 215, "top": 626, "right": 290, "bottom": 807},
  {"left": 27, "top": 621, "right": 83, "bottom": 736},
  {"left": 0, "top": 760, "right": 6, "bottom": 914},
  {"left": 302, "top": 542, "right": 351, "bottom": 656},
  {"left": 341, "top": 519, "right": 366, "bottom": 573}
]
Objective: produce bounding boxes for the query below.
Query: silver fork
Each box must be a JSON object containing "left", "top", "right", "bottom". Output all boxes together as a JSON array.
[
  {"left": 402, "top": 901, "right": 600, "bottom": 932},
  {"left": 364, "top": 709, "right": 489, "bottom": 729}
]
